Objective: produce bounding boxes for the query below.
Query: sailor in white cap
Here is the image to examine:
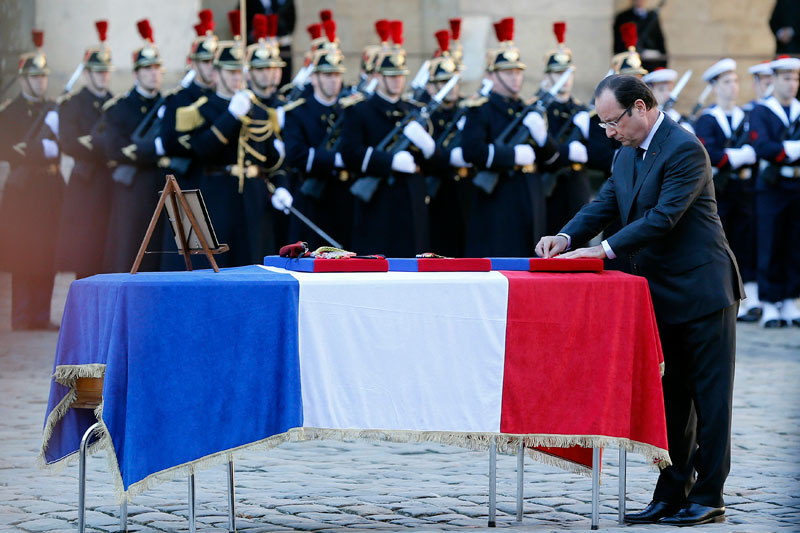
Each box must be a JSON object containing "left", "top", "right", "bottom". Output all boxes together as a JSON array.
[
  {"left": 744, "top": 62, "right": 774, "bottom": 112},
  {"left": 748, "top": 55, "right": 800, "bottom": 328},
  {"left": 642, "top": 67, "right": 693, "bottom": 132},
  {"left": 695, "top": 58, "right": 761, "bottom": 322}
]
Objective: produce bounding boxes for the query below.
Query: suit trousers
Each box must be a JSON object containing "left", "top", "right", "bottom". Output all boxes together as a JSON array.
[{"left": 653, "top": 302, "right": 737, "bottom": 509}]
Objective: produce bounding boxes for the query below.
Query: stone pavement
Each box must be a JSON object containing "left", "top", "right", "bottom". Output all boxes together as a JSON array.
[{"left": 0, "top": 272, "right": 798, "bottom": 532}]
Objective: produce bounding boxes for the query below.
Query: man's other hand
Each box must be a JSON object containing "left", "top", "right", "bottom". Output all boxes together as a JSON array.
[
  {"left": 560, "top": 244, "right": 607, "bottom": 259},
  {"left": 535, "top": 235, "right": 568, "bottom": 258}
]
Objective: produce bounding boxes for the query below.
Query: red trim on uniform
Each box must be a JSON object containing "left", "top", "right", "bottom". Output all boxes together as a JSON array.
[
  {"left": 717, "top": 153, "right": 729, "bottom": 168},
  {"left": 776, "top": 149, "right": 787, "bottom": 163}
]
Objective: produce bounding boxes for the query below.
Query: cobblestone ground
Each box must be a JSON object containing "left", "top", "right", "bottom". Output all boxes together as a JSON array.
[{"left": 0, "top": 272, "right": 798, "bottom": 532}]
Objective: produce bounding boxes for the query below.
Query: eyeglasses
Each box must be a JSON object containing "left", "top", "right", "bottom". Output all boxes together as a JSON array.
[{"left": 598, "top": 102, "right": 635, "bottom": 130}]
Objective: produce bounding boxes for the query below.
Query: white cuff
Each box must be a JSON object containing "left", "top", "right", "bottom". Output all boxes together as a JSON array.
[
  {"left": 306, "top": 147, "right": 315, "bottom": 173},
  {"left": 155, "top": 137, "right": 166, "bottom": 157},
  {"left": 361, "top": 146, "right": 374, "bottom": 173},
  {"left": 601, "top": 239, "right": 616, "bottom": 260},
  {"left": 486, "top": 143, "right": 495, "bottom": 168},
  {"left": 556, "top": 232, "right": 571, "bottom": 250}
]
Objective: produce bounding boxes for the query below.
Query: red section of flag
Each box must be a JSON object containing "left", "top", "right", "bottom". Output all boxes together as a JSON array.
[
  {"left": 313, "top": 258, "right": 389, "bottom": 272},
  {"left": 528, "top": 258, "right": 604, "bottom": 272}
]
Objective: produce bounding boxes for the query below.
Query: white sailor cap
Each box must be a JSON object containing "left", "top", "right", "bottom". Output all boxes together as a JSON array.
[
  {"left": 702, "top": 58, "right": 736, "bottom": 82},
  {"left": 642, "top": 68, "right": 677, "bottom": 85},
  {"left": 770, "top": 55, "right": 800, "bottom": 72},
  {"left": 748, "top": 61, "right": 773, "bottom": 77}
]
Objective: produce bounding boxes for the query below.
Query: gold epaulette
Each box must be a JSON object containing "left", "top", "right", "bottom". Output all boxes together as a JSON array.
[
  {"left": 459, "top": 96, "right": 488, "bottom": 108},
  {"left": 101, "top": 94, "right": 124, "bottom": 112},
  {"left": 588, "top": 108, "right": 598, "bottom": 118},
  {"left": 175, "top": 96, "right": 208, "bottom": 132},
  {"left": 0, "top": 99, "right": 11, "bottom": 113},
  {"left": 281, "top": 98, "right": 305, "bottom": 113},
  {"left": 339, "top": 92, "right": 364, "bottom": 109},
  {"left": 267, "top": 107, "right": 281, "bottom": 134}
]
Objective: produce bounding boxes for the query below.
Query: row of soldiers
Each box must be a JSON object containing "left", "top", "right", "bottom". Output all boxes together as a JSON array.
[{"left": 0, "top": 11, "right": 797, "bottom": 330}]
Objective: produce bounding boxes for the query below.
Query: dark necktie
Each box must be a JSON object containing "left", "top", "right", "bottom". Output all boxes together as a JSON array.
[{"left": 634, "top": 147, "right": 646, "bottom": 182}]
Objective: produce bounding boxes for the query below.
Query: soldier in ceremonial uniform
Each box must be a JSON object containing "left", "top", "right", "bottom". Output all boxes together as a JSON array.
[
  {"left": 744, "top": 61, "right": 774, "bottom": 112},
  {"left": 748, "top": 56, "right": 800, "bottom": 328},
  {"left": 340, "top": 20, "right": 433, "bottom": 257},
  {"left": 613, "top": 22, "right": 648, "bottom": 79},
  {"left": 0, "top": 31, "right": 62, "bottom": 330},
  {"left": 166, "top": 11, "right": 289, "bottom": 268},
  {"left": 695, "top": 59, "right": 761, "bottom": 322},
  {"left": 94, "top": 20, "right": 165, "bottom": 273},
  {"left": 642, "top": 68, "right": 694, "bottom": 132},
  {"left": 424, "top": 28, "right": 471, "bottom": 257},
  {"left": 284, "top": 17, "right": 353, "bottom": 250},
  {"left": 460, "top": 17, "right": 560, "bottom": 257},
  {"left": 55, "top": 20, "right": 114, "bottom": 279},
  {"left": 247, "top": 14, "right": 286, "bottom": 109},
  {"left": 537, "top": 22, "right": 593, "bottom": 236}
]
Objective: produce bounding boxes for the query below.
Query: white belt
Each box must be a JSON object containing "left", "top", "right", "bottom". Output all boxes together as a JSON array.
[
  {"left": 780, "top": 166, "right": 800, "bottom": 178},
  {"left": 712, "top": 167, "right": 752, "bottom": 180}
]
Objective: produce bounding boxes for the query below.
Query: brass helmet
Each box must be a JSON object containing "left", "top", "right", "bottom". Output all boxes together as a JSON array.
[
  {"left": 612, "top": 22, "right": 647, "bottom": 76},
  {"left": 429, "top": 30, "right": 458, "bottom": 82},
  {"left": 132, "top": 19, "right": 161, "bottom": 69},
  {"left": 449, "top": 18, "right": 464, "bottom": 70},
  {"left": 18, "top": 30, "right": 49, "bottom": 76},
  {"left": 214, "top": 10, "right": 245, "bottom": 70},
  {"left": 544, "top": 22, "right": 571, "bottom": 73},
  {"left": 247, "top": 13, "right": 286, "bottom": 68},
  {"left": 361, "top": 19, "right": 388, "bottom": 74},
  {"left": 82, "top": 20, "right": 114, "bottom": 72},
  {"left": 374, "top": 20, "right": 409, "bottom": 75},
  {"left": 310, "top": 19, "right": 346, "bottom": 74},
  {"left": 486, "top": 18, "right": 525, "bottom": 72},
  {"left": 189, "top": 9, "right": 218, "bottom": 62}
]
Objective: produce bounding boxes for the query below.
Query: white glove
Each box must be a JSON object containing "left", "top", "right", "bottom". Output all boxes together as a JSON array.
[
  {"left": 228, "top": 90, "right": 252, "bottom": 119},
  {"left": 391, "top": 150, "right": 417, "bottom": 173},
  {"left": 449, "top": 146, "right": 471, "bottom": 167},
  {"left": 403, "top": 121, "right": 435, "bottom": 159},
  {"left": 277, "top": 106, "right": 286, "bottom": 130},
  {"left": 42, "top": 138, "right": 59, "bottom": 159},
  {"left": 334, "top": 152, "right": 345, "bottom": 168},
  {"left": 513, "top": 144, "right": 535, "bottom": 166},
  {"left": 783, "top": 140, "right": 800, "bottom": 162},
  {"left": 157, "top": 105, "right": 166, "bottom": 119},
  {"left": 44, "top": 110, "right": 59, "bottom": 138},
  {"left": 572, "top": 110, "right": 590, "bottom": 139},
  {"left": 155, "top": 136, "right": 166, "bottom": 157},
  {"left": 273, "top": 138, "right": 285, "bottom": 159},
  {"left": 456, "top": 115, "right": 467, "bottom": 131},
  {"left": 725, "top": 145, "right": 756, "bottom": 169},
  {"left": 271, "top": 186, "right": 293, "bottom": 214},
  {"left": 522, "top": 112, "right": 548, "bottom": 147},
  {"left": 568, "top": 140, "right": 588, "bottom": 164}
]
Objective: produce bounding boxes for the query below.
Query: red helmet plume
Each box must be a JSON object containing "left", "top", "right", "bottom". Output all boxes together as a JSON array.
[
  {"left": 307, "top": 23, "right": 322, "bottom": 40},
  {"left": 319, "top": 9, "right": 333, "bottom": 22},
  {"left": 620, "top": 22, "right": 637, "bottom": 49},
  {"left": 323, "top": 19, "right": 336, "bottom": 43},
  {"left": 95, "top": 20, "right": 108, "bottom": 43},
  {"left": 449, "top": 18, "right": 461, "bottom": 41},
  {"left": 253, "top": 14, "right": 268, "bottom": 41},
  {"left": 136, "top": 19, "right": 153, "bottom": 42},
  {"left": 268, "top": 14, "right": 279, "bottom": 38},
  {"left": 434, "top": 29, "right": 450, "bottom": 53},
  {"left": 193, "top": 22, "right": 206, "bottom": 36},
  {"left": 375, "top": 19, "right": 390, "bottom": 43},
  {"left": 390, "top": 20, "right": 403, "bottom": 46},
  {"left": 32, "top": 30, "right": 44, "bottom": 49},
  {"left": 553, "top": 21, "right": 566, "bottom": 45},
  {"left": 227, "top": 10, "right": 241, "bottom": 38},
  {"left": 501, "top": 17, "right": 514, "bottom": 42}
]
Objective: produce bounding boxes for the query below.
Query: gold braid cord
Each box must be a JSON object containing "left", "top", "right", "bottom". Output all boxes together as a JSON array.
[{"left": 235, "top": 99, "right": 285, "bottom": 193}]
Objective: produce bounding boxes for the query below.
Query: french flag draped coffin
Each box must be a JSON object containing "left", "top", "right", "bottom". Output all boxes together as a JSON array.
[{"left": 40, "top": 265, "right": 669, "bottom": 497}]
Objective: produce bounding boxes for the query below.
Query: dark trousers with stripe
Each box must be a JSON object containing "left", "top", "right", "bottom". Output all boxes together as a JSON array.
[{"left": 755, "top": 178, "right": 800, "bottom": 303}]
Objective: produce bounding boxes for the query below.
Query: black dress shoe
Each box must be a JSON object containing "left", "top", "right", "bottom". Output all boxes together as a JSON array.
[
  {"left": 763, "top": 318, "right": 787, "bottom": 328},
  {"left": 736, "top": 307, "right": 761, "bottom": 322},
  {"left": 659, "top": 502, "right": 725, "bottom": 526},
  {"left": 624, "top": 500, "right": 682, "bottom": 524}
]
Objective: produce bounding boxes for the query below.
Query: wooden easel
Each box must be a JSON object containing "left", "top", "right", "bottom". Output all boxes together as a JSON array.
[{"left": 130, "top": 174, "right": 229, "bottom": 274}]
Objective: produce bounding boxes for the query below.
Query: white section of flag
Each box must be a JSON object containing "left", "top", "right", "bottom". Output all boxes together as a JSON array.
[{"left": 279, "top": 269, "right": 510, "bottom": 433}]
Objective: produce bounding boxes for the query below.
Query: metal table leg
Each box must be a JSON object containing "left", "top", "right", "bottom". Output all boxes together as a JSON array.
[
  {"left": 78, "top": 422, "right": 100, "bottom": 533},
  {"left": 488, "top": 437, "right": 497, "bottom": 527},
  {"left": 188, "top": 473, "right": 196, "bottom": 533},
  {"left": 618, "top": 448, "right": 627, "bottom": 524},
  {"left": 120, "top": 499, "right": 128, "bottom": 532},
  {"left": 228, "top": 459, "right": 236, "bottom": 532},
  {"left": 592, "top": 447, "right": 600, "bottom": 530},
  {"left": 516, "top": 441, "right": 524, "bottom": 522}
]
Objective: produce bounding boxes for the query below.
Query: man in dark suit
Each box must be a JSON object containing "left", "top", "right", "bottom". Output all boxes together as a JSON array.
[{"left": 536, "top": 75, "right": 743, "bottom": 526}]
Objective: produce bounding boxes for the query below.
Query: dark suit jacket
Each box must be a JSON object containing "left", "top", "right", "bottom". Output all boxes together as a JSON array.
[{"left": 561, "top": 115, "right": 743, "bottom": 324}]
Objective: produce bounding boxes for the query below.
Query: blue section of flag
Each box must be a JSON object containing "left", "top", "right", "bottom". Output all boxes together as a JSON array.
[
  {"left": 385, "top": 258, "right": 420, "bottom": 272},
  {"left": 488, "top": 257, "right": 531, "bottom": 271},
  {"left": 263, "top": 255, "right": 318, "bottom": 272},
  {"left": 43, "top": 266, "right": 302, "bottom": 490}
]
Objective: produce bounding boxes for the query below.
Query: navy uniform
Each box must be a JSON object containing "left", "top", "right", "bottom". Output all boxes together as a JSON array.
[
  {"left": 165, "top": 28, "right": 287, "bottom": 268},
  {"left": 340, "top": 21, "right": 430, "bottom": 257},
  {"left": 461, "top": 17, "right": 559, "bottom": 257},
  {"left": 424, "top": 29, "right": 470, "bottom": 257},
  {"left": 694, "top": 59, "right": 761, "bottom": 322},
  {"left": 95, "top": 21, "right": 165, "bottom": 273},
  {"left": 55, "top": 21, "right": 114, "bottom": 278},
  {"left": 284, "top": 19, "right": 354, "bottom": 250},
  {"left": 748, "top": 56, "right": 800, "bottom": 327},
  {"left": 0, "top": 31, "right": 63, "bottom": 330}
]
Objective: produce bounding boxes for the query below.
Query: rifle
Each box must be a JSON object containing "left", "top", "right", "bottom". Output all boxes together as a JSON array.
[
  {"left": 12, "top": 100, "right": 58, "bottom": 161},
  {"left": 349, "top": 74, "right": 460, "bottom": 203},
  {"left": 280, "top": 64, "right": 314, "bottom": 103},
  {"left": 472, "top": 66, "right": 574, "bottom": 195},
  {"left": 687, "top": 84, "right": 712, "bottom": 125},
  {"left": 299, "top": 79, "right": 379, "bottom": 200},
  {"left": 661, "top": 69, "right": 692, "bottom": 113},
  {"left": 408, "top": 60, "right": 431, "bottom": 104}
]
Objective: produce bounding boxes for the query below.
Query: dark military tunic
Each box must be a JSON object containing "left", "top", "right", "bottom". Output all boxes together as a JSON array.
[
  {"left": 284, "top": 94, "right": 353, "bottom": 251},
  {"left": 93, "top": 87, "right": 164, "bottom": 273},
  {"left": 340, "top": 93, "right": 429, "bottom": 257},
  {"left": 162, "top": 92, "right": 285, "bottom": 268},
  {"left": 0, "top": 95, "right": 64, "bottom": 328},
  {"left": 55, "top": 87, "right": 113, "bottom": 276},
  {"left": 160, "top": 80, "right": 214, "bottom": 185},
  {"left": 461, "top": 91, "right": 559, "bottom": 257}
]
